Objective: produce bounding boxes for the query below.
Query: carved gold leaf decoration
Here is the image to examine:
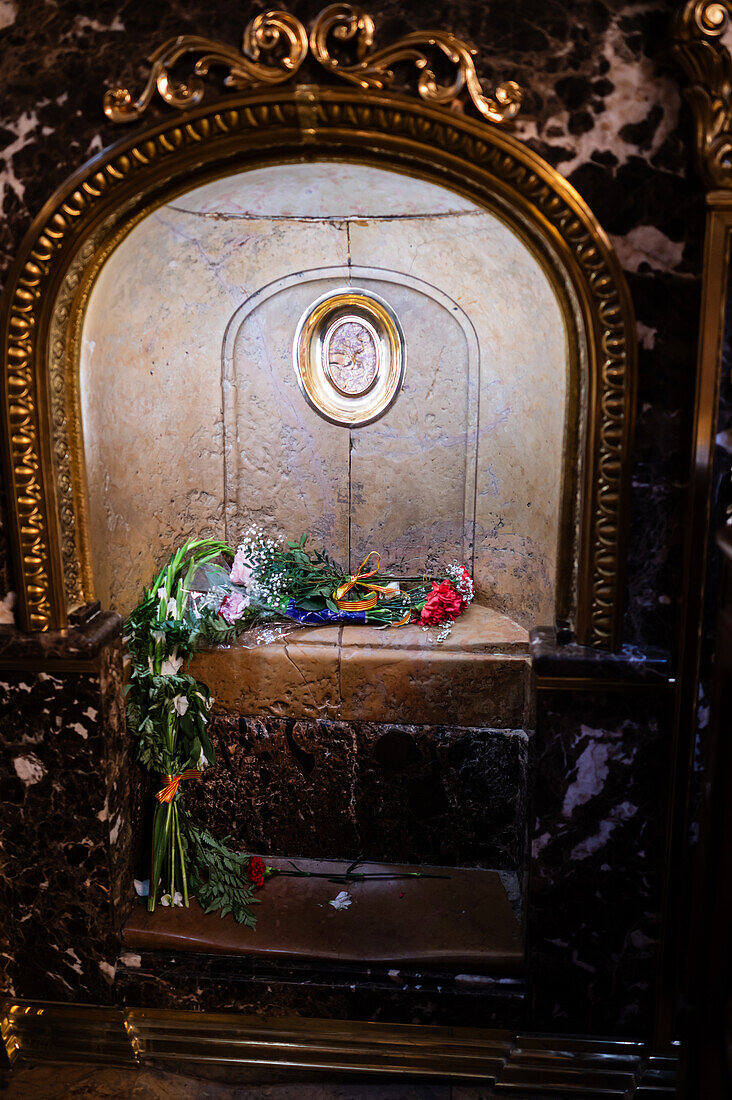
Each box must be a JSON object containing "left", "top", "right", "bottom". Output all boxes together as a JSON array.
[
  {"left": 309, "top": 4, "right": 522, "bottom": 124},
  {"left": 104, "top": 4, "right": 522, "bottom": 127},
  {"left": 103, "top": 10, "right": 309, "bottom": 122},
  {"left": 673, "top": 0, "right": 732, "bottom": 187}
]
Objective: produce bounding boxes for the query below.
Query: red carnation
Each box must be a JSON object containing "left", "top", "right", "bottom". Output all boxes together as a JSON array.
[
  {"left": 247, "top": 855, "right": 266, "bottom": 889},
  {"left": 420, "top": 580, "right": 466, "bottom": 625}
]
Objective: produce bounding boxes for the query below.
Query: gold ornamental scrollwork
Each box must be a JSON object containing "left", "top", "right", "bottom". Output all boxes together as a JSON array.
[
  {"left": 104, "top": 3, "right": 522, "bottom": 126},
  {"left": 309, "top": 4, "right": 522, "bottom": 124},
  {"left": 103, "top": 9, "right": 309, "bottom": 122},
  {"left": 673, "top": 0, "right": 732, "bottom": 187}
]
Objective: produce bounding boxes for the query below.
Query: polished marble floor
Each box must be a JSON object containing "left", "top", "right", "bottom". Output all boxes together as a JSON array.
[{"left": 0, "top": 1064, "right": 539, "bottom": 1099}]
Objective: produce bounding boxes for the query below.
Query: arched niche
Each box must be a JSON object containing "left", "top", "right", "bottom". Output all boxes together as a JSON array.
[{"left": 0, "top": 85, "right": 635, "bottom": 647}]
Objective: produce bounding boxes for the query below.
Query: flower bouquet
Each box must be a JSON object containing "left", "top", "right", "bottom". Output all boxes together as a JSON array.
[
  {"left": 125, "top": 534, "right": 473, "bottom": 924},
  {"left": 199, "top": 526, "right": 475, "bottom": 635}
]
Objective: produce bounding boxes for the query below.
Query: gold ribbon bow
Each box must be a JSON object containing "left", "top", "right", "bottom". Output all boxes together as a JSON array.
[
  {"left": 333, "top": 551, "right": 384, "bottom": 611},
  {"left": 155, "top": 769, "right": 202, "bottom": 804}
]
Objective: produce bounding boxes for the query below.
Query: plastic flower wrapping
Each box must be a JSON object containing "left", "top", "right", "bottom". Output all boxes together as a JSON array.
[{"left": 124, "top": 534, "right": 472, "bottom": 925}]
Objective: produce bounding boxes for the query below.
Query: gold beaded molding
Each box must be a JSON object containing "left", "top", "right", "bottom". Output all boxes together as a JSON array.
[
  {"left": 1, "top": 39, "right": 634, "bottom": 645},
  {"left": 103, "top": 4, "right": 522, "bottom": 126}
]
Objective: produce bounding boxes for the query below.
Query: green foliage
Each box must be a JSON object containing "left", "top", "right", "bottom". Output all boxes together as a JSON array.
[
  {"left": 186, "top": 821, "right": 259, "bottom": 928},
  {"left": 125, "top": 538, "right": 259, "bottom": 926}
]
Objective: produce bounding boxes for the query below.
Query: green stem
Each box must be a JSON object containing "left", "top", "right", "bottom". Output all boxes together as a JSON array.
[
  {"left": 148, "top": 810, "right": 157, "bottom": 913},
  {"left": 162, "top": 800, "right": 173, "bottom": 893},
  {"left": 175, "top": 808, "right": 189, "bottom": 907},
  {"left": 169, "top": 805, "right": 176, "bottom": 902},
  {"left": 274, "top": 869, "right": 450, "bottom": 881}
]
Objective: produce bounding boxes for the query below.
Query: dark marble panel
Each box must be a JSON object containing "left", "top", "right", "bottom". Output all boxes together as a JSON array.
[
  {"left": 353, "top": 724, "right": 527, "bottom": 875},
  {"left": 0, "top": 642, "right": 136, "bottom": 1002},
  {"left": 184, "top": 717, "right": 361, "bottom": 860},
  {"left": 183, "top": 718, "right": 527, "bottom": 877},
  {"left": 100, "top": 642, "right": 145, "bottom": 921},
  {"left": 114, "top": 945, "right": 524, "bottom": 1028},
  {"left": 526, "top": 687, "right": 672, "bottom": 1037}
]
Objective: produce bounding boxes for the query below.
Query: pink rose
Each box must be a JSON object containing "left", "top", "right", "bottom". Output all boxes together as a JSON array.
[
  {"left": 230, "top": 546, "right": 254, "bottom": 588},
  {"left": 219, "top": 591, "right": 250, "bottom": 623}
]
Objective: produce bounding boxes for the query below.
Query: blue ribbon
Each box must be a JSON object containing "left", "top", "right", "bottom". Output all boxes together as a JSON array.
[{"left": 284, "top": 599, "right": 367, "bottom": 625}]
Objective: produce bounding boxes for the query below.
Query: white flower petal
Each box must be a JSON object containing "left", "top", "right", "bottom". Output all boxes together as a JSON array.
[
  {"left": 160, "top": 648, "right": 184, "bottom": 677},
  {"left": 134, "top": 879, "right": 150, "bottom": 897},
  {"left": 172, "top": 694, "right": 189, "bottom": 716},
  {"left": 328, "top": 890, "right": 352, "bottom": 910}
]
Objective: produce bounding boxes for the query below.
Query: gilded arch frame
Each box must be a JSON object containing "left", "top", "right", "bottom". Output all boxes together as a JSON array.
[{"left": 0, "top": 84, "right": 636, "bottom": 646}]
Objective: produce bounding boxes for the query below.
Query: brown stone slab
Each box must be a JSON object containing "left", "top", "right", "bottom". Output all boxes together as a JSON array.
[
  {"left": 340, "top": 603, "right": 529, "bottom": 652},
  {"left": 191, "top": 632, "right": 341, "bottom": 719},
  {"left": 338, "top": 647, "right": 529, "bottom": 727},
  {"left": 189, "top": 604, "right": 530, "bottom": 724},
  {"left": 123, "top": 858, "right": 523, "bottom": 976}
]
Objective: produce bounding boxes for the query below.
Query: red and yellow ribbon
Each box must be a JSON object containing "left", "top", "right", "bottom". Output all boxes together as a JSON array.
[
  {"left": 332, "top": 551, "right": 410, "bottom": 617},
  {"left": 156, "top": 769, "right": 202, "bottom": 804},
  {"left": 333, "top": 551, "right": 382, "bottom": 610},
  {"left": 390, "top": 609, "right": 413, "bottom": 627}
]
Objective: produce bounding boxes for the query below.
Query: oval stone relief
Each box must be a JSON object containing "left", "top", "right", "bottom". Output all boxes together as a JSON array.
[{"left": 325, "top": 319, "right": 379, "bottom": 396}]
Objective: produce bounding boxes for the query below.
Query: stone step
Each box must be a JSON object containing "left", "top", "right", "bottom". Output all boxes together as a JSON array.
[
  {"left": 123, "top": 858, "right": 523, "bottom": 976},
  {"left": 189, "top": 603, "right": 531, "bottom": 727}
]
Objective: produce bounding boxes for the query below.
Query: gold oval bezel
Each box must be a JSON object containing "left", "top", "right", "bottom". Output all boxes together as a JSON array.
[{"left": 293, "top": 288, "right": 405, "bottom": 427}]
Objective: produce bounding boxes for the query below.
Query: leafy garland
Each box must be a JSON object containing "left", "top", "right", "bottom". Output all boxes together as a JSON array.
[{"left": 125, "top": 535, "right": 472, "bottom": 922}]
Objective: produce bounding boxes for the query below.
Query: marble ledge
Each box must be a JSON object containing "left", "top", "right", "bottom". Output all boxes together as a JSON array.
[
  {"left": 0, "top": 606, "right": 123, "bottom": 665},
  {"left": 530, "top": 626, "right": 672, "bottom": 685}
]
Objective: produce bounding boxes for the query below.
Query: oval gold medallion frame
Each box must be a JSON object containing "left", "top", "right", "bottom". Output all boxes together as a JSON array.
[
  {"left": 0, "top": 11, "right": 636, "bottom": 647},
  {"left": 293, "top": 287, "right": 405, "bottom": 427}
]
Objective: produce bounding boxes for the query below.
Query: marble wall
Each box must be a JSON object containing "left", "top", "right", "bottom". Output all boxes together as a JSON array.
[
  {"left": 527, "top": 683, "right": 671, "bottom": 1036},
  {"left": 0, "top": 618, "right": 140, "bottom": 1003},
  {"left": 184, "top": 717, "right": 528, "bottom": 882},
  {"left": 80, "top": 162, "right": 566, "bottom": 628}
]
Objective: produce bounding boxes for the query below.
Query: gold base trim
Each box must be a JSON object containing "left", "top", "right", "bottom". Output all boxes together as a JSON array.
[{"left": 1, "top": 1000, "right": 677, "bottom": 1093}]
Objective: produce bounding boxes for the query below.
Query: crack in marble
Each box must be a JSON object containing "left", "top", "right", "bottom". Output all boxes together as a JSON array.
[{"left": 165, "top": 204, "right": 488, "bottom": 223}]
